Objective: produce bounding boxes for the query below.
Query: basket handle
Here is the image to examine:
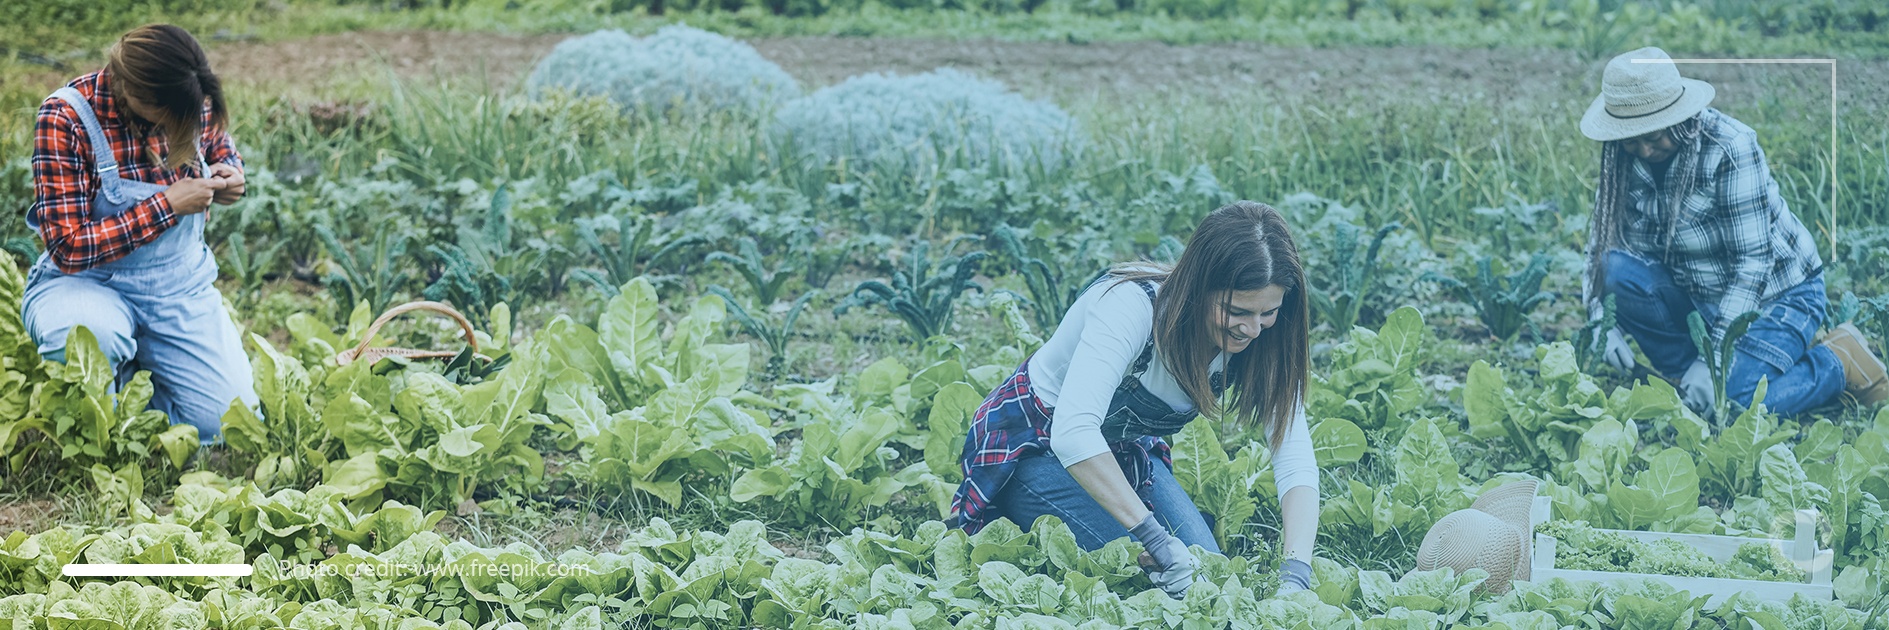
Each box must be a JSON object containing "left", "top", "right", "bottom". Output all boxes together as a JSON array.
[{"left": 337, "top": 301, "right": 479, "bottom": 366}]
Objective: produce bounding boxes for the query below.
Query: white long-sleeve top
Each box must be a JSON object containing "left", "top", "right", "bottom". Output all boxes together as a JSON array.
[{"left": 1030, "top": 276, "right": 1320, "bottom": 502}]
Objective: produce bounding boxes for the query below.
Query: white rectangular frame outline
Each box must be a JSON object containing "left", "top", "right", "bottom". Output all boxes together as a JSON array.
[{"left": 1633, "top": 57, "right": 1838, "bottom": 254}]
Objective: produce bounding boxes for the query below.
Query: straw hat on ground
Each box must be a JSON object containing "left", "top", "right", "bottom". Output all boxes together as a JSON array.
[
  {"left": 1415, "top": 478, "right": 1540, "bottom": 595},
  {"left": 1581, "top": 47, "right": 1716, "bottom": 142}
]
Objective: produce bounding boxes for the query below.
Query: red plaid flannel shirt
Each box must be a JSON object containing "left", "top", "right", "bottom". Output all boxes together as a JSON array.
[{"left": 30, "top": 69, "right": 242, "bottom": 272}]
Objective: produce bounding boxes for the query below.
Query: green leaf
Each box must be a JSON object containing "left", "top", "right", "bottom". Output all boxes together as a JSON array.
[
  {"left": 600, "top": 277, "right": 662, "bottom": 393},
  {"left": 1310, "top": 417, "right": 1367, "bottom": 466},
  {"left": 1463, "top": 360, "right": 1510, "bottom": 441},
  {"left": 1758, "top": 443, "right": 1825, "bottom": 515},
  {"left": 924, "top": 382, "right": 981, "bottom": 485},
  {"left": 731, "top": 467, "right": 791, "bottom": 503},
  {"left": 1793, "top": 420, "right": 1842, "bottom": 464},
  {"left": 1601, "top": 448, "right": 1699, "bottom": 531},
  {"left": 856, "top": 358, "right": 909, "bottom": 403}
]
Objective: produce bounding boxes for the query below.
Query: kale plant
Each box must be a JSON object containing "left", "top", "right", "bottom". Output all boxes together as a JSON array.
[
  {"left": 709, "top": 286, "right": 816, "bottom": 378},
  {"left": 837, "top": 239, "right": 988, "bottom": 342},
  {"left": 989, "top": 223, "right": 1106, "bottom": 334},
  {"left": 1424, "top": 253, "right": 1555, "bottom": 342},
  {"left": 1307, "top": 221, "right": 1401, "bottom": 336},
  {"left": 421, "top": 184, "right": 552, "bottom": 328},
  {"left": 708, "top": 237, "right": 794, "bottom": 306},
  {"left": 219, "top": 232, "right": 284, "bottom": 312},
  {"left": 316, "top": 221, "right": 414, "bottom": 318}
]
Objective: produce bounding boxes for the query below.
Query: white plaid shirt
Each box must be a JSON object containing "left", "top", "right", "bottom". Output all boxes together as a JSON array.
[{"left": 1619, "top": 108, "right": 1823, "bottom": 335}]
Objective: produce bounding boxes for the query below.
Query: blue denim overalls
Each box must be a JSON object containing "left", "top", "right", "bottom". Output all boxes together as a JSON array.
[
  {"left": 21, "top": 86, "right": 257, "bottom": 444},
  {"left": 950, "top": 278, "right": 1231, "bottom": 550}
]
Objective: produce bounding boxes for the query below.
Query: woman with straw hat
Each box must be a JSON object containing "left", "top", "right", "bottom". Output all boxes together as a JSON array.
[
  {"left": 948, "top": 201, "right": 1321, "bottom": 600},
  {"left": 1581, "top": 47, "right": 1886, "bottom": 418},
  {"left": 22, "top": 24, "right": 256, "bottom": 445}
]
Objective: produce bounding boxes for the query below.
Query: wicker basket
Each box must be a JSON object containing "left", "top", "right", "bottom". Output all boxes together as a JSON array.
[{"left": 335, "top": 301, "right": 480, "bottom": 366}]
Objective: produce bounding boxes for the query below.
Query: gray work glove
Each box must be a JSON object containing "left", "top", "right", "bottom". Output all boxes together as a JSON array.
[
  {"left": 1131, "top": 514, "right": 1197, "bottom": 600},
  {"left": 1679, "top": 358, "right": 1714, "bottom": 420},
  {"left": 1276, "top": 558, "right": 1313, "bottom": 596},
  {"left": 1601, "top": 327, "right": 1635, "bottom": 372}
]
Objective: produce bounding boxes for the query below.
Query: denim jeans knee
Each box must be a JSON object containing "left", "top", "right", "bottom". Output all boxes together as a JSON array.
[
  {"left": 1601, "top": 250, "right": 1701, "bottom": 377},
  {"left": 23, "top": 273, "right": 137, "bottom": 367}
]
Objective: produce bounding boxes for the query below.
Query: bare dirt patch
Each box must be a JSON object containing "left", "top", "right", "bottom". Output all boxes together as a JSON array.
[{"left": 0, "top": 499, "right": 64, "bottom": 535}]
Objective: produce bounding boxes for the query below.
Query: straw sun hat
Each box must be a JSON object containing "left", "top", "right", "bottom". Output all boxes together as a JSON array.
[
  {"left": 1415, "top": 478, "right": 1540, "bottom": 595},
  {"left": 1580, "top": 47, "right": 1716, "bottom": 142}
]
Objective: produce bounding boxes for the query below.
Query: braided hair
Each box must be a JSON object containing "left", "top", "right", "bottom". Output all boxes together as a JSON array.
[{"left": 1583, "top": 113, "right": 1706, "bottom": 310}]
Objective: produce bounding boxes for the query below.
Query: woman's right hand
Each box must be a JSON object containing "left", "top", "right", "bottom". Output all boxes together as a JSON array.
[
  {"left": 163, "top": 178, "right": 228, "bottom": 215},
  {"left": 1130, "top": 514, "right": 1197, "bottom": 599}
]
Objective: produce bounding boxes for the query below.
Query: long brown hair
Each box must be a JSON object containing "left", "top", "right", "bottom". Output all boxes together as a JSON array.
[
  {"left": 1110, "top": 201, "right": 1310, "bottom": 449},
  {"left": 106, "top": 24, "right": 226, "bottom": 171}
]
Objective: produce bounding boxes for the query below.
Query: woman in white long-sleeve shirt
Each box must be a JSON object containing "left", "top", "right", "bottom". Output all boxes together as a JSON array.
[{"left": 949, "top": 201, "right": 1320, "bottom": 600}]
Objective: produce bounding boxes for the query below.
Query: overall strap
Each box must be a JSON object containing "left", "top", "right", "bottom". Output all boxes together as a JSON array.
[
  {"left": 50, "top": 87, "right": 122, "bottom": 185},
  {"left": 1118, "top": 279, "right": 1159, "bottom": 390}
]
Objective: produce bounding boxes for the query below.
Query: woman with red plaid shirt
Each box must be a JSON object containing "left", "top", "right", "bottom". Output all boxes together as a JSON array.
[
  {"left": 21, "top": 25, "right": 257, "bottom": 445},
  {"left": 948, "top": 202, "right": 1320, "bottom": 600}
]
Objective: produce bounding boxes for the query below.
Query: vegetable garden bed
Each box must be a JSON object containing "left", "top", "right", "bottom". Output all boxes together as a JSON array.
[{"left": 1527, "top": 496, "right": 1834, "bottom": 605}]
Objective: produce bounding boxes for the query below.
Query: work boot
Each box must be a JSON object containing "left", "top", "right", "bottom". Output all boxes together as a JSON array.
[{"left": 1823, "top": 323, "right": 1889, "bottom": 405}]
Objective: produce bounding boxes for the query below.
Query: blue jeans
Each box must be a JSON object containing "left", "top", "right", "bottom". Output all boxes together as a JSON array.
[
  {"left": 1604, "top": 250, "right": 1843, "bottom": 416},
  {"left": 995, "top": 453, "right": 1221, "bottom": 553},
  {"left": 22, "top": 252, "right": 257, "bottom": 445}
]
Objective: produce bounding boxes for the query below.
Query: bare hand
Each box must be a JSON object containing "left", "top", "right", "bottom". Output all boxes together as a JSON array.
[
  {"left": 207, "top": 163, "right": 246, "bottom": 204},
  {"left": 164, "top": 178, "right": 229, "bottom": 216}
]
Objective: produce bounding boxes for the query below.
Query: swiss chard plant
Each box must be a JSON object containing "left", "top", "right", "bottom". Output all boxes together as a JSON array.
[
  {"left": 1424, "top": 253, "right": 1554, "bottom": 342},
  {"left": 0, "top": 251, "right": 44, "bottom": 468},
  {"left": 3, "top": 327, "right": 196, "bottom": 478},
  {"left": 731, "top": 393, "right": 936, "bottom": 528},
  {"left": 537, "top": 278, "right": 776, "bottom": 507},
  {"left": 1464, "top": 342, "right": 1697, "bottom": 475},
  {"left": 1694, "top": 380, "right": 1796, "bottom": 502},
  {"left": 219, "top": 333, "right": 334, "bottom": 491},
  {"left": 1321, "top": 416, "right": 1475, "bottom": 539},
  {"left": 1307, "top": 306, "right": 1427, "bottom": 436},
  {"left": 1168, "top": 419, "right": 1268, "bottom": 551},
  {"left": 314, "top": 346, "right": 551, "bottom": 510},
  {"left": 1686, "top": 309, "right": 1760, "bottom": 425}
]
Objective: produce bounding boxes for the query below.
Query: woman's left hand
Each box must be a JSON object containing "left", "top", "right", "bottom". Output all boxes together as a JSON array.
[{"left": 208, "top": 163, "right": 246, "bottom": 204}]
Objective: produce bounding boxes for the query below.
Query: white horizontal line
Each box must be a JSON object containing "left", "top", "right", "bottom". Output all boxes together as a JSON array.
[
  {"left": 1633, "top": 58, "right": 1835, "bottom": 64},
  {"left": 62, "top": 564, "right": 253, "bottom": 577}
]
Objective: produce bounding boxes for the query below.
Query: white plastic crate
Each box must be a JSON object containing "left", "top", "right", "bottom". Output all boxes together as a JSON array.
[{"left": 1527, "top": 495, "right": 1834, "bottom": 605}]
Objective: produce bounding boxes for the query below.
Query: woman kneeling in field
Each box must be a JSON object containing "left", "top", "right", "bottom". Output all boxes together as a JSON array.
[
  {"left": 23, "top": 24, "right": 256, "bottom": 444},
  {"left": 1581, "top": 47, "right": 1886, "bottom": 417},
  {"left": 947, "top": 201, "right": 1319, "bottom": 600}
]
